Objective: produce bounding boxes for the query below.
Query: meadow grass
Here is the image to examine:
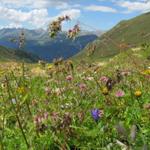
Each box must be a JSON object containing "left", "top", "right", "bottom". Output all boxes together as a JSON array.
[{"left": 0, "top": 47, "right": 150, "bottom": 150}]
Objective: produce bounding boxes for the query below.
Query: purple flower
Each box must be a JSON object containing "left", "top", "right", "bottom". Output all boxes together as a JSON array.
[
  {"left": 91, "top": 109, "right": 103, "bottom": 122},
  {"left": 115, "top": 90, "right": 125, "bottom": 98}
]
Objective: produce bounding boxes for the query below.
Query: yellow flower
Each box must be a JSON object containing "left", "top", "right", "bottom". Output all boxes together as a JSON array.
[
  {"left": 47, "top": 64, "right": 53, "bottom": 70},
  {"left": 141, "top": 69, "right": 150, "bottom": 75},
  {"left": 102, "top": 87, "right": 109, "bottom": 95},
  {"left": 134, "top": 90, "right": 142, "bottom": 97},
  {"left": 17, "top": 87, "right": 26, "bottom": 95}
]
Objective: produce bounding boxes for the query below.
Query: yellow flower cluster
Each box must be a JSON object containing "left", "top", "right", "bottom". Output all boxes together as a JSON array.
[
  {"left": 17, "top": 87, "right": 26, "bottom": 95},
  {"left": 102, "top": 87, "right": 109, "bottom": 95},
  {"left": 141, "top": 69, "right": 150, "bottom": 75},
  {"left": 134, "top": 90, "right": 142, "bottom": 97},
  {"left": 47, "top": 64, "right": 53, "bottom": 70}
]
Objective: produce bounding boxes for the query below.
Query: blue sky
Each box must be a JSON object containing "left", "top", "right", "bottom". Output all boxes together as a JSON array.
[{"left": 0, "top": 0, "right": 149, "bottom": 31}]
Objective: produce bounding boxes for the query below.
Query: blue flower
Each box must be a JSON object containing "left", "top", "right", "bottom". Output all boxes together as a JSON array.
[{"left": 91, "top": 109, "right": 103, "bottom": 122}]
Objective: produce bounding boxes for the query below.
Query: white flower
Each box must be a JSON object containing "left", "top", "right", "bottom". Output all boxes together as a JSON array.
[{"left": 11, "top": 98, "right": 16, "bottom": 104}]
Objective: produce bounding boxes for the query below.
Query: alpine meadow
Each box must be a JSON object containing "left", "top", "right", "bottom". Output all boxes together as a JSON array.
[{"left": 0, "top": 0, "right": 150, "bottom": 150}]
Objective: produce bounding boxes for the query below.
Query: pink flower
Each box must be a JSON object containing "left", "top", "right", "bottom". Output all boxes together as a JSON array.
[
  {"left": 79, "top": 83, "right": 87, "bottom": 92},
  {"left": 34, "top": 115, "right": 42, "bottom": 125},
  {"left": 145, "top": 75, "right": 150, "bottom": 79},
  {"left": 43, "top": 112, "right": 49, "bottom": 120},
  {"left": 100, "top": 76, "right": 109, "bottom": 83},
  {"left": 115, "top": 90, "right": 125, "bottom": 98},
  {"left": 66, "top": 75, "right": 73, "bottom": 81},
  {"left": 51, "top": 112, "right": 59, "bottom": 122}
]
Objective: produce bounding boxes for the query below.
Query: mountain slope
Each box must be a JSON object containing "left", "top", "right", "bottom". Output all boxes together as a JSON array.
[
  {"left": 0, "top": 45, "right": 39, "bottom": 62},
  {"left": 75, "top": 12, "right": 150, "bottom": 61},
  {"left": 0, "top": 29, "right": 99, "bottom": 61}
]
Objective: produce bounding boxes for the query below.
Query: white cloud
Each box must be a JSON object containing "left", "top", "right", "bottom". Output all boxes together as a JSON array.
[
  {"left": 0, "top": 23, "right": 22, "bottom": 29},
  {"left": 0, "top": 0, "right": 70, "bottom": 9},
  {"left": 0, "top": 6, "right": 50, "bottom": 28},
  {"left": 85, "top": 5, "right": 117, "bottom": 13},
  {"left": 116, "top": 0, "right": 150, "bottom": 13},
  {"left": 59, "top": 9, "right": 81, "bottom": 19},
  {"left": 0, "top": 3, "right": 81, "bottom": 29}
]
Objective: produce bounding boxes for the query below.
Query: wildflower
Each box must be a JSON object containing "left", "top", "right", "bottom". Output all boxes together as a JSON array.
[
  {"left": 61, "top": 103, "right": 73, "bottom": 109},
  {"left": 106, "top": 78, "right": 115, "bottom": 91},
  {"left": 32, "top": 99, "right": 38, "bottom": 106},
  {"left": 100, "top": 76, "right": 109, "bottom": 83},
  {"left": 17, "top": 86, "right": 26, "bottom": 95},
  {"left": 67, "top": 24, "right": 80, "bottom": 39},
  {"left": 51, "top": 112, "right": 60, "bottom": 122},
  {"left": 79, "top": 83, "right": 87, "bottom": 92},
  {"left": 34, "top": 115, "right": 41, "bottom": 125},
  {"left": 143, "top": 103, "right": 150, "bottom": 110},
  {"left": 77, "top": 111, "right": 85, "bottom": 122},
  {"left": 121, "top": 70, "right": 131, "bottom": 76},
  {"left": 53, "top": 88, "right": 65, "bottom": 96},
  {"left": 60, "top": 112, "right": 72, "bottom": 129},
  {"left": 91, "top": 109, "right": 103, "bottom": 122},
  {"left": 66, "top": 75, "right": 73, "bottom": 81},
  {"left": 45, "top": 87, "right": 51, "bottom": 95},
  {"left": 38, "top": 60, "right": 46, "bottom": 67},
  {"left": 11, "top": 98, "right": 16, "bottom": 104},
  {"left": 43, "top": 112, "right": 49, "bottom": 120},
  {"left": 86, "top": 76, "right": 94, "bottom": 81},
  {"left": 34, "top": 114, "right": 48, "bottom": 133},
  {"left": 102, "top": 87, "right": 109, "bottom": 95},
  {"left": 116, "top": 69, "right": 122, "bottom": 83},
  {"left": 134, "top": 90, "right": 142, "bottom": 97},
  {"left": 47, "top": 64, "right": 53, "bottom": 70},
  {"left": 141, "top": 69, "right": 150, "bottom": 75},
  {"left": 115, "top": 90, "right": 125, "bottom": 98}
]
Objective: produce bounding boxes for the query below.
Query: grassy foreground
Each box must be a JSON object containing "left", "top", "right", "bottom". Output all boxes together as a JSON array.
[{"left": 0, "top": 47, "right": 150, "bottom": 149}]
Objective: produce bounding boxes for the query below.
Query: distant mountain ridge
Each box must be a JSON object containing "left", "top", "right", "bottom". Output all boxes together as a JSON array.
[
  {"left": 0, "top": 45, "right": 39, "bottom": 62},
  {"left": 75, "top": 12, "right": 150, "bottom": 61},
  {"left": 0, "top": 28, "right": 100, "bottom": 61}
]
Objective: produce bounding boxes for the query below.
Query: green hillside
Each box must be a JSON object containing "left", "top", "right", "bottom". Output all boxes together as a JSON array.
[
  {"left": 75, "top": 12, "right": 150, "bottom": 61},
  {"left": 0, "top": 45, "right": 39, "bottom": 62}
]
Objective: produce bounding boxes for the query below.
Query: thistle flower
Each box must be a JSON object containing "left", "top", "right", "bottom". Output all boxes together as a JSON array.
[
  {"left": 79, "top": 83, "right": 87, "bottom": 92},
  {"left": 91, "top": 109, "right": 103, "bottom": 122},
  {"left": 115, "top": 90, "right": 125, "bottom": 98},
  {"left": 77, "top": 111, "right": 85, "bottom": 122},
  {"left": 66, "top": 75, "right": 73, "bottom": 81},
  {"left": 100, "top": 76, "right": 109, "bottom": 83},
  {"left": 60, "top": 112, "right": 72, "bottom": 129},
  {"left": 134, "top": 90, "right": 142, "bottom": 97},
  {"left": 34, "top": 112, "right": 49, "bottom": 127}
]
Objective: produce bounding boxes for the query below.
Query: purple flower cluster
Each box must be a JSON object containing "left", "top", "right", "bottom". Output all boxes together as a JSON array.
[{"left": 91, "top": 109, "right": 103, "bottom": 122}]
